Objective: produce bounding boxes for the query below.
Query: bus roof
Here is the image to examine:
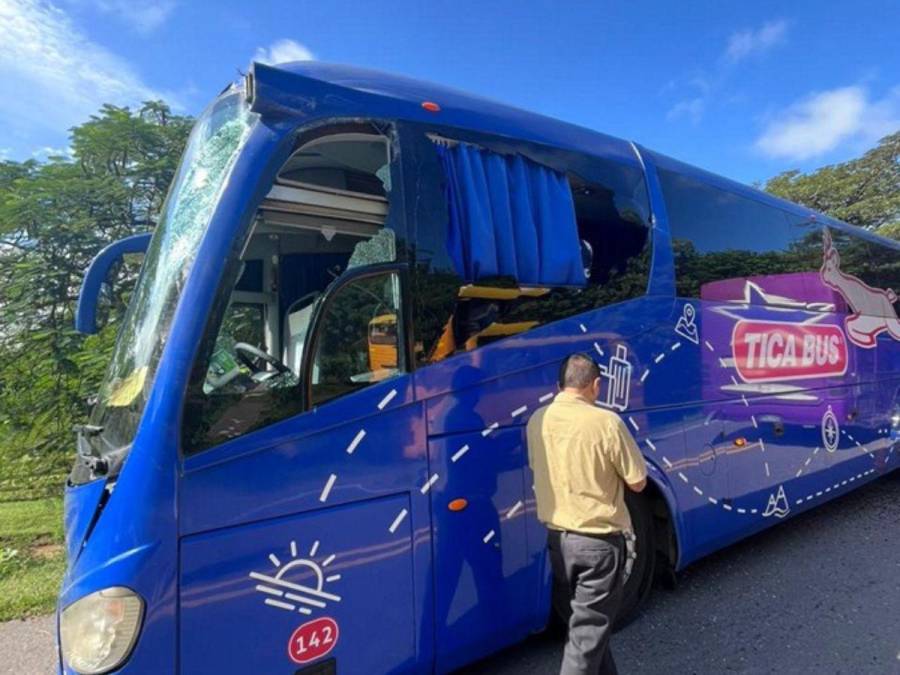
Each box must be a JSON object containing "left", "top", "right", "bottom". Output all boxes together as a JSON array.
[{"left": 251, "top": 61, "right": 900, "bottom": 250}]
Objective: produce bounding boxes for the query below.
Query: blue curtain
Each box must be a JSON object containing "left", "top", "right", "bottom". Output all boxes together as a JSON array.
[{"left": 436, "top": 142, "right": 584, "bottom": 287}]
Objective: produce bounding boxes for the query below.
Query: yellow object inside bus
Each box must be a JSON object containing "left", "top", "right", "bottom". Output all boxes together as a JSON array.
[
  {"left": 369, "top": 286, "right": 550, "bottom": 366},
  {"left": 368, "top": 313, "right": 399, "bottom": 372}
]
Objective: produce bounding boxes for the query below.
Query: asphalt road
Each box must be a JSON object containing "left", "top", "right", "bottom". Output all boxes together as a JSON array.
[
  {"left": 2, "top": 474, "right": 897, "bottom": 675},
  {"left": 0, "top": 614, "right": 55, "bottom": 675},
  {"left": 465, "top": 472, "right": 900, "bottom": 675}
]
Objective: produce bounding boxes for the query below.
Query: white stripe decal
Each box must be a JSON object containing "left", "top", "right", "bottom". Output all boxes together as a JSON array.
[
  {"left": 377, "top": 389, "right": 398, "bottom": 410},
  {"left": 507, "top": 501, "right": 524, "bottom": 518},
  {"left": 389, "top": 509, "right": 408, "bottom": 533},
  {"left": 511, "top": 405, "right": 528, "bottom": 418},
  {"left": 319, "top": 474, "right": 337, "bottom": 502},
  {"left": 628, "top": 416, "right": 639, "bottom": 432},
  {"left": 539, "top": 392, "right": 555, "bottom": 403},
  {"left": 483, "top": 530, "right": 496, "bottom": 543},
  {"left": 345, "top": 429, "right": 367, "bottom": 454},
  {"left": 420, "top": 473, "right": 439, "bottom": 494},
  {"left": 482, "top": 422, "right": 499, "bottom": 437},
  {"left": 451, "top": 445, "right": 470, "bottom": 462}
]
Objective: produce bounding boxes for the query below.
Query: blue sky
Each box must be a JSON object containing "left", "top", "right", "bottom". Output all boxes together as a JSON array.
[{"left": 1, "top": 0, "right": 898, "bottom": 185}]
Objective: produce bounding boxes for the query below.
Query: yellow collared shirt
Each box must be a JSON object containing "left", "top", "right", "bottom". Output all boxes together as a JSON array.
[{"left": 526, "top": 391, "right": 647, "bottom": 535}]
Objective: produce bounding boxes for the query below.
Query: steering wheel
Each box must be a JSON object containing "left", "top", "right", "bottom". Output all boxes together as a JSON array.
[{"left": 234, "top": 342, "right": 291, "bottom": 375}]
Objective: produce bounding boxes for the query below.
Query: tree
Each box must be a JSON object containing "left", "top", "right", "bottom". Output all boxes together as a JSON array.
[
  {"left": 762, "top": 131, "right": 900, "bottom": 238},
  {"left": 0, "top": 102, "right": 192, "bottom": 492}
]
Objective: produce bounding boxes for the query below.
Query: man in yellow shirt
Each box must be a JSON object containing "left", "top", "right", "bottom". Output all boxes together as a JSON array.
[{"left": 526, "top": 353, "right": 647, "bottom": 675}]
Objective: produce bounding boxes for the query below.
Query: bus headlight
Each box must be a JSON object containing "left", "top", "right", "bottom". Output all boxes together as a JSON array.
[{"left": 60, "top": 587, "right": 144, "bottom": 674}]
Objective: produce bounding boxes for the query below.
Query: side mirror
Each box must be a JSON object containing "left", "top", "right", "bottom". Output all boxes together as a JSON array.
[{"left": 75, "top": 233, "right": 152, "bottom": 334}]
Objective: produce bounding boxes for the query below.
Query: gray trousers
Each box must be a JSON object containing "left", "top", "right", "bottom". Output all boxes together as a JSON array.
[{"left": 548, "top": 529, "right": 625, "bottom": 675}]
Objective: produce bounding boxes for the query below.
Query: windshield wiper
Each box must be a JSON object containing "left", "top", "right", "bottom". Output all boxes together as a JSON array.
[{"left": 74, "top": 424, "right": 109, "bottom": 476}]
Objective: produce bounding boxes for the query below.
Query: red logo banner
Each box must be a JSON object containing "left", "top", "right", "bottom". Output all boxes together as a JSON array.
[{"left": 732, "top": 321, "right": 848, "bottom": 383}]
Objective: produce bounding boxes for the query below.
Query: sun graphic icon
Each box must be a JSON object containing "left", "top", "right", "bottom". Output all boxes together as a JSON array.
[{"left": 249, "top": 540, "right": 342, "bottom": 615}]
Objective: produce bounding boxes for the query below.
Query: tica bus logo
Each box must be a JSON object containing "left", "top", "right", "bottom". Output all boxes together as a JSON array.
[{"left": 732, "top": 320, "right": 848, "bottom": 383}]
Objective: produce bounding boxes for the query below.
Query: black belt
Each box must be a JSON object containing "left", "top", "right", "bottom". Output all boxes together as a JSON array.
[{"left": 549, "top": 528, "right": 624, "bottom": 542}]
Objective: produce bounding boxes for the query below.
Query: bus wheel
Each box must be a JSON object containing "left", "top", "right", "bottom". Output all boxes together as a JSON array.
[{"left": 614, "top": 490, "right": 656, "bottom": 629}]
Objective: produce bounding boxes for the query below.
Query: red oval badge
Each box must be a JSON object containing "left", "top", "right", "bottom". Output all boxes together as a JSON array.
[{"left": 288, "top": 617, "right": 339, "bottom": 665}]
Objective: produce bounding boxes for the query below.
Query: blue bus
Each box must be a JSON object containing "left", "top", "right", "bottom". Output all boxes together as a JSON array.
[{"left": 60, "top": 62, "right": 900, "bottom": 674}]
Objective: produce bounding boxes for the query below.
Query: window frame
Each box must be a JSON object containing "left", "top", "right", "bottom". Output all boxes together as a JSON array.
[{"left": 300, "top": 262, "right": 414, "bottom": 409}]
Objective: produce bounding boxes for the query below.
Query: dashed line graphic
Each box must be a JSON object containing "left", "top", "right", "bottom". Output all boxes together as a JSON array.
[
  {"left": 319, "top": 473, "right": 337, "bottom": 502},
  {"left": 331, "top": 319, "right": 896, "bottom": 556},
  {"left": 377, "top": 389, "right": 398, "bottom": 410},
  {"left": 451, "top": 444, "right": 470, "bottom": 462},
  {"left": 481, "top": 422, "right": 499, "bottom": 437},
  {"left": 345, "top": 429, "right": 366, "bottom": 455},
  {"left": 420, "top": 473, "right": 439, "bottom": 494},
  {"left": 388, "top": 509, "right": 408, "bottom": 533}
]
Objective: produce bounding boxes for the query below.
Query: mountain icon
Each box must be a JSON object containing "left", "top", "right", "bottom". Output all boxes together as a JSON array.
[{"left": 763, "top": 485, "right": 790, "bottom": 519}]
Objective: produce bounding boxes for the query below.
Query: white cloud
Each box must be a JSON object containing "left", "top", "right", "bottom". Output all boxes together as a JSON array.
[
  {"left": 0, "top": 0, "right": 172, "bottom": 146},
  {"left": 666, "top": 97, "right": 705, "bottom": 124},
  {"left": 726, "top": 20, "right": 788, "bottom": 63},
  {"left": 31, "top": 145, "right": 74, "bottom": 159},
  {"left": 755, "top": 85, "right": 900, "bottom": 160},
  {"left": 253, "top": 39, "right": 315, "bottom": 66},
  {"left": 88, "top": 0, "right": 176, "bottom": 34}
]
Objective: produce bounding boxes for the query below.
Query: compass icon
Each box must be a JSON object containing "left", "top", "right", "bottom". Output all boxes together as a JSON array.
[{"left": 822, "top": 406, "right": 840, "bottom": 453}]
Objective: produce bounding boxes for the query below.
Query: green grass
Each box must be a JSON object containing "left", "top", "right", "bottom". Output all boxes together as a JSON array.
[{"left": 0, "top": 498, "right": 65, "bottom": 621}]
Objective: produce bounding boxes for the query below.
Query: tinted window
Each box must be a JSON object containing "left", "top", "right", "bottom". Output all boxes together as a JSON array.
[
  {"left": 660, "top": 170, "right": 822, "bottom": 303},
  {"left": 826, "top": 227, "right": 900, "bottom": 316}
]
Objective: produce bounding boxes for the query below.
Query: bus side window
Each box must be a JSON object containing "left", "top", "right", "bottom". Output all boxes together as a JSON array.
[
  {"left": 309, "top": 270, "right": 404, "bottom": 407},
  {"left": 659, "top": 169, "right": 824, "bottom": 304},
  {"left": 414, "top": 141, "right": 651, "bottom": 365}
]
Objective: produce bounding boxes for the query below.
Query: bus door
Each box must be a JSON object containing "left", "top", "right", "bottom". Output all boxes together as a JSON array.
[
  {"left": 176, "top": 129, "right": 432, "bottom": 674},
  {"left": 423, "top": 367, "right": 536, "bottom": 674}
]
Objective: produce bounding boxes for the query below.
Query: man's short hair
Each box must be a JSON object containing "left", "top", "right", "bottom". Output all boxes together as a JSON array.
[{"left": 558, "top": 352, "right": 600, "bottom": 389}]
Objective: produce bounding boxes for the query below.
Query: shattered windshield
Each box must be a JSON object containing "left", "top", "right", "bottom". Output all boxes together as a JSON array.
[{"left": 89, "top": 90, "right": 256, "bottom": 452}]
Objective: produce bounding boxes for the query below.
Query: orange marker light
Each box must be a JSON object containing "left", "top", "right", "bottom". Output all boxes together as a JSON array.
[
  {"left": 421, "top": 101, "right": 441, "bottom": 113},
  {"left": 448, "top": 498, "right": 468, "bottom": 512},
  {"left": 734, "top": 438, "right": 747, "bottom": 447}
]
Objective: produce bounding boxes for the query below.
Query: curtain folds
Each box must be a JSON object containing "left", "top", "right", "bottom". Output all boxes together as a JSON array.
[{"left": 436, "top": 142, "right": 584, "bottom": 287}]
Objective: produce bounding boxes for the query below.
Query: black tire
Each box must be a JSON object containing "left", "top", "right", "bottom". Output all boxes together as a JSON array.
[{"left": 614, "top": 490, "right": 656, "bottom": 629}]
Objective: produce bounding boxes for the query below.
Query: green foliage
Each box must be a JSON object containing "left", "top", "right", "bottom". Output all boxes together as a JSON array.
[
  {"left": 0, "top": 102, "right": 192, "bottom": 497},
  {"left": 762, "top": 130, "right": 900, "bottom": 236}
]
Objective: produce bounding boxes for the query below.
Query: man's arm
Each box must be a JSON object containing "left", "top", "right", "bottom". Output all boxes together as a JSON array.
[{"left": 610, "top": 416, "right": 648, "bottom": 492}]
